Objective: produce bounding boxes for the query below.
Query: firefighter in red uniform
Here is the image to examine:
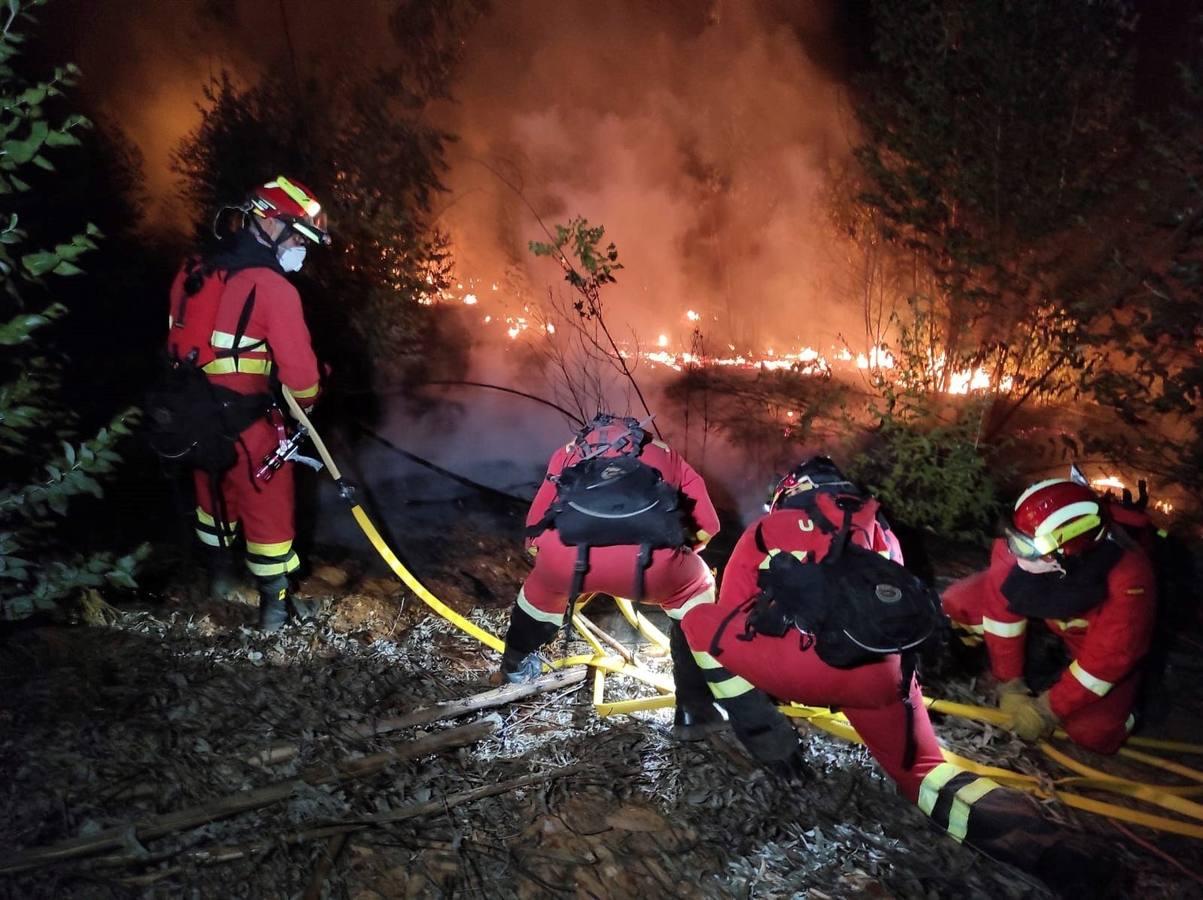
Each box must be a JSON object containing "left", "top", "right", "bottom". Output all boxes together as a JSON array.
[
  {"left": 167, "top": 177, "right": 328, "bottom": 631},
  {"left": 677, "top": 459, "right": 1107, "bottom": 890},
  {"left": 943, "top": 479, "right": 1157, "bottom": 753},
  {"left": 499, "top": 414, "right": 725, "bottom": 739}
]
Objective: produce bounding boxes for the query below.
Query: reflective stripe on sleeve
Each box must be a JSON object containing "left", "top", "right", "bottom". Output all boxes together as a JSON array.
[
  {"left": 291, "top": 381, "right": 320, "bottom": 399},
  {"left": 981, "top": 616, "right": 1027, "bottom": 638},
  {"left": 667, "top": 587, "right": 715, "bottom": 621},
  {"left": 1069, "top": 660, "right": 1113, "bottom": 697},
  {"left": 1051, "top": 618, "right": 1089, "bottom": 632}
]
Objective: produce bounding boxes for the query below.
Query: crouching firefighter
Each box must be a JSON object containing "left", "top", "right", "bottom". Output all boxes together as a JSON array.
[
  {"left": 149, "top": 176, "right": 330, "bottom": 631},
  {"left": 677, "top": 458, "right": 1108, "bottom": 892},
  {"left": 499, "top": 413, "right": 725, "bottom": 740},
  {"left": 943, "top": 478, "right": 1157, "bottom": 753}
]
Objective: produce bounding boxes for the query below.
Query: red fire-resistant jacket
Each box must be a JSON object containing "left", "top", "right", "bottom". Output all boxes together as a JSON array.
[
  {"left": 968, "top": 538, "right": 1156, "bottom": 720},
  {"left": 526, "top": 435, "right": 720, "bottom": 551},
  {"left": 168, "top": 265, "right": 321, "bottom": 407},
  {"left": 718, "top": 492, "right": 903, "bottom": 609}
]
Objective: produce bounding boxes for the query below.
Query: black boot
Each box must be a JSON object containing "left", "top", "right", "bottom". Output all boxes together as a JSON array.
[
  {"left": 203, "top": 547, "right": 242, "bottom": 602},
  {"left": 669, "top": 620, "right": 728, "bottom": 740},
  {"left": 256, "top": 575, "right": 290, "bottom": 633},
  {"left": 672, "top": 703, "right": 728, "bottom": 741}
]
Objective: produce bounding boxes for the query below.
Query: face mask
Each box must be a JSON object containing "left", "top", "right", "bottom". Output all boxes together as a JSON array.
[
  {"left": 278, "top": 245, "right": 307, "bottom": 272},
  {"left": 1016, "top": 555, "right": 1065, "bottom": 576}
]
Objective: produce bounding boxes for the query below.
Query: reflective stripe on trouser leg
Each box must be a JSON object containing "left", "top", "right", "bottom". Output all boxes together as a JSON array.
[
  {"left": 245, "top": 539, "right": 300, "bottom": 577},
  {"left": 665, "top": 584, "right": 716, "bottom": 621},
  {"left": 195, "top": 506, "right": 238, "bottom": 547},
  {"left": 691, "top": 649, "right": 756, "bottom": 699},
  {"left": 917, "top": 763, "right": 1001, "bottom": 842},
  {"left": 502, "top": 599, "right": 560, "bottom": 663},
  {"left": 516, "top": 584, "right": 567, "bottom": 626}
]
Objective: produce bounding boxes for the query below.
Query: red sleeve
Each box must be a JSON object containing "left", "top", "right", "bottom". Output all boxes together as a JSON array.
[
  {"left": 943, "top": 540, "right": 1028, "bottom": 681},
  {"left": 674, "top": 452, "right": 720, "bottom": 547},
  {"left": 1049, "top": 549, "right": 1157, "bottom": 718},
  {"left": 717, "top": 517, "right": 770, "bottom": 610},
  {"left": 260, "top": 275, "right": 321, "bottom": 407},
  {"left": 526, "top": 445, "right": 570, "bottom": 531}
]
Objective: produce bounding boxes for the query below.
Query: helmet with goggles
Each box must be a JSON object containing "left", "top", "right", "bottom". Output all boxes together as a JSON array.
[
  {"left": 247, "top": 176, "right": 330, "bottom": 246},
  {"left": 1007, "top": 479, "right": 1106, "bottom": 559}
]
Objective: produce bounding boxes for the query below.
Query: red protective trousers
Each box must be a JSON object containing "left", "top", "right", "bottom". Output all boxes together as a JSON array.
[{"left": 192, "top": 418, "right": 299, "bottom": 579}]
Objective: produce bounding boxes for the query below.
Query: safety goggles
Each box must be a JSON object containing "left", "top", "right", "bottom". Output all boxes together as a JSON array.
[{"left": 1005, "top": 512, "right": 1102, "bottom": 560}]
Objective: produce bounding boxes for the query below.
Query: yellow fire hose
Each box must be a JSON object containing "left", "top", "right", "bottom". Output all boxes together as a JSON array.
[{"left": 283, "top": 389, "right": 1203, "bottom": 840}]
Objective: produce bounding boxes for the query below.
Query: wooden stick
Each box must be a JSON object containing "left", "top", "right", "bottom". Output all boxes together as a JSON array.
[
  {"left": 0, "top": 720, "right": 497, "bottom": 875},
  {"left": 106, "top": 764, "right": 590, "bottom": 871},
  {"left": 574, "top": 614, "right": 635, "bottom": 663},
  {"left": 302, "top": 833, "right": 347, "bottom": 900},
  {"left": 247, "top": 669, "right": 588, "bottom": 766}
]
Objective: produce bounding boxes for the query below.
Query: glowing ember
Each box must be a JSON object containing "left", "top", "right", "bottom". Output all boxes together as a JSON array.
[
  {"left": 657, "top": 334, "right": 669, "bottom": 348},
  {"left": 463, "top": 293, "right": 478, "bottom": 305},
  {"left": 507, "top": 326, "right": 520, "bottom": 339},
  {"left": 545, "top": 322, "right": 556, "bottom": 334},
  {"left": 686, "top": 309, "right": 700, "bottom": 322},
  {"left": 1092, "top": 476, "right": 1126, "bottom": 491}
]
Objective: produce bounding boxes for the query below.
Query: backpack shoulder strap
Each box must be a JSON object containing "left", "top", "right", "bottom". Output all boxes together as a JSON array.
[
  {"left": 823, "top": 505, "right": 855, "bottom": 564},
  {"left": 214, "top": 285, "right": 266, "bottom": 360}
]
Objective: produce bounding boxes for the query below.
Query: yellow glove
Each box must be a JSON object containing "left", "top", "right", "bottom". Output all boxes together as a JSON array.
[
  {"left": 1008, "top": 691, "right": 1057, "bottom": 742},
  {"left": 995, "top": 678, "right": 1030, "bottom": 716}
]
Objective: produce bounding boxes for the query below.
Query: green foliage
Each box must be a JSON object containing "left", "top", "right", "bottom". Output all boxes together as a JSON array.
[
  {"left": 530, "top": 216, "right": 623, "bottom": 309},
  {"left": 0, "top": 0, "right": 144, "bottom": 620},
  {"left": 849, "top": 410, "right": 1003, "bottom": 543}
]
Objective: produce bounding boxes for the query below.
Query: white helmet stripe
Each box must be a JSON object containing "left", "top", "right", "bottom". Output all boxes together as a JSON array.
[
  {"left": 1035, "top": 500, "right": 1100, "bottom": 537},
  {"left": 1015, "top": 478, "right": 1068, "bottom": 510}
]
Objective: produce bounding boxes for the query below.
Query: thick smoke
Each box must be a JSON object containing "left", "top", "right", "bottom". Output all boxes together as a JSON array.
[{"left": 440, "top": 0, "right": 856, "bottom": 351}]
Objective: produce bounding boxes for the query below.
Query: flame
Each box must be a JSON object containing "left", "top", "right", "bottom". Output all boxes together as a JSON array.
[
  {"left": 1092, "top": 476, "right": 1126, "bottom": 491},
  {"left": 463, "top": 293, "right": 478, "bottom": 305},
  {"left": 657, "top": 334, "right": 669, "bottom": 348},
  {"left": 686, "top": 309, "right": 700, "bottom": 322}
]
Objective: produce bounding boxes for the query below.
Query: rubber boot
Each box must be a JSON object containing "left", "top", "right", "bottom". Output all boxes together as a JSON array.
[
  {"left": 256, "top": 575, "right": 290, "bottom": 633},
  {"left": 669, "top": 620, "right": 729, "bottom": 741},
  {"left": 204, "top": 547, "right": 242, "bottom": 602},
  {"left": 287, "top": 595, "right": 322, "bottom": 623}
]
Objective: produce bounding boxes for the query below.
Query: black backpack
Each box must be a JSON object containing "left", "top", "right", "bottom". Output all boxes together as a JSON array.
[{"left": 527, "top": 417, "right": 689, "bottom": 643}]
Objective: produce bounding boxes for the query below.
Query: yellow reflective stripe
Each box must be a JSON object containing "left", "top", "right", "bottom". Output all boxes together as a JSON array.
[
  {"left": 1125, "top": 714, "right": 1136, "bottom": 733},
  {"left": 202, "top": 358, "right": 273, "bottom": 375},
  {"left": 918, "top": 763, "right": 962, "bottom": 816},
  {"left": 953, "top": 621, "right": 985, "bottom": 634},
  {"left": 516, "top": 587, "right": 565, "bottom": 626},
  {"left": 667, "top": 587, "right": 716, "bottom": 621},
  {"left": 691, "top": 651, "right": 725, "bottom": 670},
  {"left": 1035, "top": 501, "right": 1099, "bottom": 537},
  {"left": 247, "top": 540, "right": 294, "bottom": 557},
  {"left": 196, "top": 530, "right": 222, "bottom": 548},
  {"left": 210, "top": 330, "right": 264, "bottom": 350},
  {"left": 1052, "top": 618, "right": 1089, "bottom": 631},
  {"left": 947, "top": 778, "right": 1001, "bottom": 841},
  {"left": 291, "top": 381, "right": 320, "bottom": 399},
  {"left": 196, "top": 506, "right": 216, "bottom": 527},
  {"left": 708, "top": 674, "right": 755, "bottom": 699},
  {"left": 246, "top": 554, "right": 300, "bottom": 577},
  {"left": 981, "top": 616, "right": 1027, "bottom": 638},
  {"left": 1069, "top": 660, "right": 1113, "bottom": 697}
]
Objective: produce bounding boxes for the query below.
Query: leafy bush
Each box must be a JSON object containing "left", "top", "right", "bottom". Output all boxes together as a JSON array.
[{"left": 0, "top": 0, "right": 144, "bottom": 621}]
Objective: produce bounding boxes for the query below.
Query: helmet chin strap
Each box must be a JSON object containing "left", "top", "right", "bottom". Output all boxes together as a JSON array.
[{"left": 250, "top": 216, "right": 293, "bottom": 251}]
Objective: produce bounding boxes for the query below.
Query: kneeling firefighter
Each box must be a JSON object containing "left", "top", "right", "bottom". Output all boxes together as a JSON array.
[
  {"left": 943, "top": 478, "right": 1157, "bottom": 753},
  {"left": 500, "top": 413, "right": 726, "bottom": 740},
  {"left": 677, "top": 458, "right": 1110, "bottom": 893},
  {"left": 153, "top": 177, "right": 329, "bottom": 631}
]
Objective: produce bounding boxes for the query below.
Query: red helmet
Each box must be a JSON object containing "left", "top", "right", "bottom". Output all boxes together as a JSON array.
[
  {"left": 1008, "top": 479, "right": 1106, "bottom": 559},
  {"left": 247, "top": 176, "right": 330, "bottom": 245}
]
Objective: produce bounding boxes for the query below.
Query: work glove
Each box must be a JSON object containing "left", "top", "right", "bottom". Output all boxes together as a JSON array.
[
  {"left": 994, "top": 677, "right": 1030, "bottom": 716},
  {"left": 1007, "top": 690, "right": 1058, "bottom": 742},
  {"left": 766, "top": 747, "right": 812, "bottom": 784}
]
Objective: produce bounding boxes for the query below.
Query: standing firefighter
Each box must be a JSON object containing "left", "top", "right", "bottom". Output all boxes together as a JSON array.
[
  {"left": 677, "top": 459, "right": 1107, "bottom": 891},
  {"left": 943, "top": 478, "right": 1157, "bottom": 753},
  {"left": 157, "top": 177, "right": 329, "bottom": 631},
  {"left": 500, "top": 414, "right": 725, "bottom": 740}
]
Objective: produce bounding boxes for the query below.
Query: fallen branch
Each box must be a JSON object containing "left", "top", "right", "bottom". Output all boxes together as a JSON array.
[
  {"left": 0, "top": 719, "right": 498, "bottom": 876},
  {"left": 302, "top": 832, "right": 347, "bottom": 900},
  {"left": 109, "top": 764, "right": 590, "bottom": 871},
  {"left": 248, "top": 669, "right": 588, "bottom": 767}
]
